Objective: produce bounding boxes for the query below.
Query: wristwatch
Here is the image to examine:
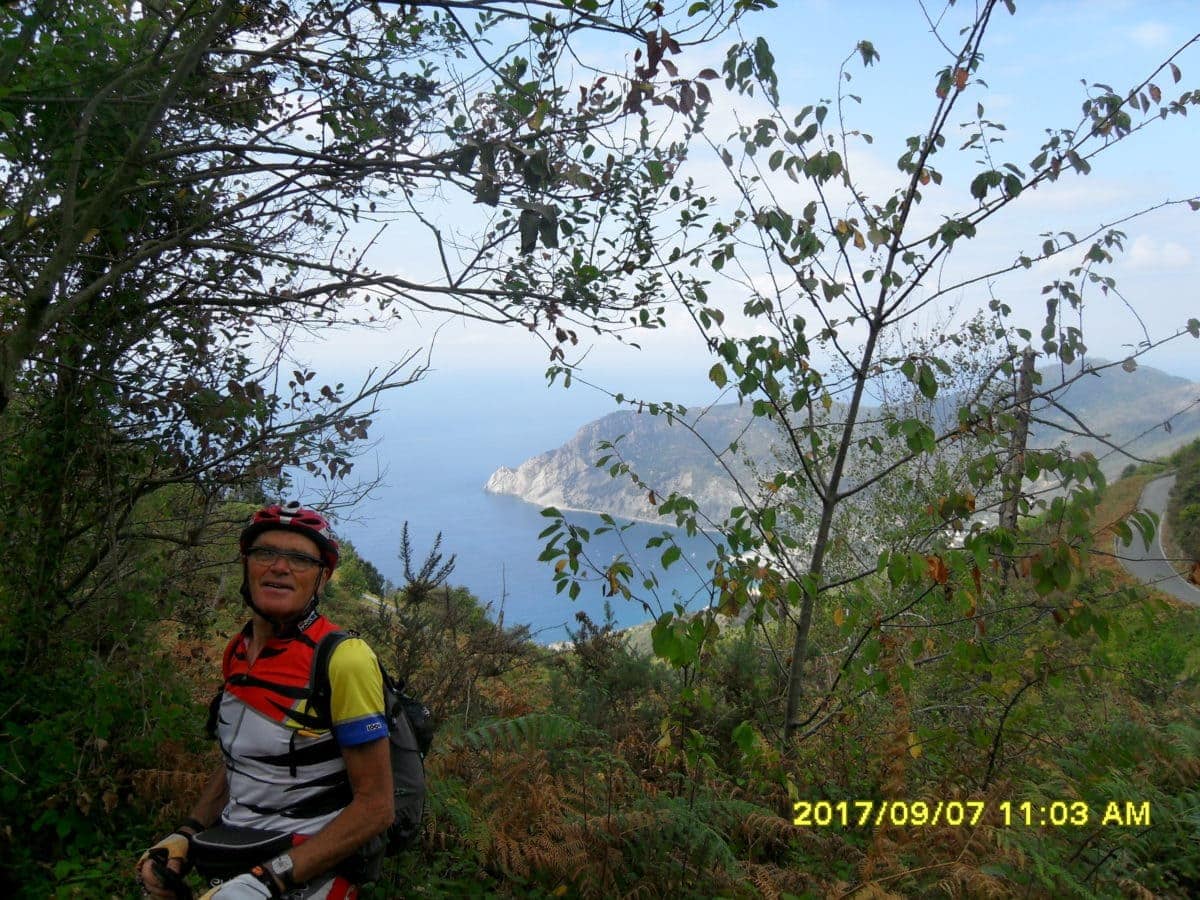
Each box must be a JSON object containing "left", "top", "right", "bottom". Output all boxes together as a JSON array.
[{"left": 267, "top": 852, "right": 297, "bottom": 890}]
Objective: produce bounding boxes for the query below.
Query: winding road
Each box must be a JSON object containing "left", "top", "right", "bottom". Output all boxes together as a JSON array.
[{"left": 1116, "top": 474, "right": 1200, "bottom": 606}]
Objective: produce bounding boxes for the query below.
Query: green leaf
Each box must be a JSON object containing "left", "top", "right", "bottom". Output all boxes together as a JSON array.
[
  {"left": 731, "top": 721, "right": 756, "bottom": 753},
  {"left": 752, "top": 37, "right": 775, "bottom": 82},
  {"left": 917, "top": 364, "right": 937, "bottom": 399},
  {"left": 708, "top": 363, "right": 728, "bottom": 388},
  {"left": 538, "top": 213, "right": 559, "bottom": 250},
  {"left": 970, "top": 170, "right": 1001, "bottom": 200},
  {"left": 826, "top": 151, "right": 843, "bottom": 179},
  {"left": 901, "top": 419, "right": 936, "bottom": 454},
  {"left": 651, "top": 616, "right": 682, "bottom": 663},
  {"left": 517, "top": 208, "right": 539, "bottom": 254}
]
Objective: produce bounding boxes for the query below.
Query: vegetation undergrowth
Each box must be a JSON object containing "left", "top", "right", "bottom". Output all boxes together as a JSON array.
[
  {"left": 1166, "top": 439, "right": 1200, "bottom": 577},
  {"left": 0, "top": 467, "right": 1196, "bottom": 899}
]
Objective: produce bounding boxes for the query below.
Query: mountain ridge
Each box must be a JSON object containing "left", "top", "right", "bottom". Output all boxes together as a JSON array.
[{"left": 485, "top": 360, "right": 1200, "bottom": 521}]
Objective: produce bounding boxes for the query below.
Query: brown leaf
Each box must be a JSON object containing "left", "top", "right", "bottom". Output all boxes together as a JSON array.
[
  {"left": 679, "top": 82, "right": 695, "bottom": 115},
  {"left": 926, "top": 555, "right": 950, "bottom": 585}
]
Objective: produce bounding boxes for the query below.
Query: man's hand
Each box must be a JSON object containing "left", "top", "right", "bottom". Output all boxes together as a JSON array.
[{"left": 136, "top": 832, "right": 192, "bottom": 898}]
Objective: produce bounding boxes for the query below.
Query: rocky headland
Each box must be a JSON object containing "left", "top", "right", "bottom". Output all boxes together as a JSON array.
[{"left": 486, "top": 361, "right": 1200, "bottom": 521}]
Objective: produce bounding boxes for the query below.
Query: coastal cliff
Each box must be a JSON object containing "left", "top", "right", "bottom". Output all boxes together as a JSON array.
[
  {"left": 486, "top": 361, "right": 1200, "bottom": 520},
  {"left": 484, "top": 403, "right": 776, "bottom": 522}
]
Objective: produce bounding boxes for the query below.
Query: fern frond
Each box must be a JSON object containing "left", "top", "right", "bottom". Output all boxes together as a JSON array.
[
  {"left": 847, "top": 882, "right": 905, "bottom": 899},
  {"left": 453, "top": 713, "right": 603, "bottom": 751},
  {"left": 931, "top": 861, "right": 1011, "bottom": 898}
]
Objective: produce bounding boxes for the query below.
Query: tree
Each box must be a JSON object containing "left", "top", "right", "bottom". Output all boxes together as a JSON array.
[
  {"left": 540, "top": 0, "right": 1200, "bottom": 750},
  {"left": 0, "top": 0, "right": 783, "bottom": 623},
  {"left": 0, "top": 1, "right": 779, "bottom": 884},
  {"left": 1, "top": 0, "right": 772, "bottom": 407}
]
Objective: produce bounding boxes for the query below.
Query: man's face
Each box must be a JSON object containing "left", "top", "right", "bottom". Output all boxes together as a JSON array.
[{"left": 246, "top": 530, "right": 328, "bottom": 621}]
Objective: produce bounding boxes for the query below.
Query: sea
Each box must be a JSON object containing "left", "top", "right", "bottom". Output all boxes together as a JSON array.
[{"left": 327, "top": 371, "right": 722, "bottom": 643}]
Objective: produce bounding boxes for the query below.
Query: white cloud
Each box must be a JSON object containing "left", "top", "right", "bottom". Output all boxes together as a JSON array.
[
  {"left": 1126, "top": 234, "right": 1192, "bottom": 270},
  {"left": 1129, "top": 21, "right": 1171, "bottom": 49},
  {"left": 1009, "top": 178, "right": 1131, "bottom": 215}
]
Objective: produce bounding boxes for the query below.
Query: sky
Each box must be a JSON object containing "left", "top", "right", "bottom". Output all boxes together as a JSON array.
[{"left": 294, "top": 0, "right": 1200, "bottom": 421}]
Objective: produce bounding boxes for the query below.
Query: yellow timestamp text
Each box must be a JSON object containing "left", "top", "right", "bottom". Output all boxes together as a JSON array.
[{"left": 791, "top": 800, "right": 1151, "bottom": 828}]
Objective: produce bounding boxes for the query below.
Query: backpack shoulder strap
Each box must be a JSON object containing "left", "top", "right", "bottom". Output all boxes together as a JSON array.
[{"left": 308, "top": 629, "right": 351, "bottom": 726}]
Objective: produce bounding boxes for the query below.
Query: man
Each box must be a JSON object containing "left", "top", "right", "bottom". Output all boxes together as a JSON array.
[{"left": 136, "top": 502, "right": 393, "bottom": 899}]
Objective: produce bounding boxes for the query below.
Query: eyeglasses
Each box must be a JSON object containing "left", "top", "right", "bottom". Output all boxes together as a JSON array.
[{"left": 245, "top": 547, "right": 324, "bottom": 572}]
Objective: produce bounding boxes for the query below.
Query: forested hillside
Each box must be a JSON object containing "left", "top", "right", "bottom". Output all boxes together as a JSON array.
[{"left": 487, "top": 361, "right": 1200, "bottom": 522}]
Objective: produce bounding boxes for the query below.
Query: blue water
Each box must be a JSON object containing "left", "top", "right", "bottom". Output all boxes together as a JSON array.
[{"left": 332, "top": 372, "right": 721, "bottom": 643}]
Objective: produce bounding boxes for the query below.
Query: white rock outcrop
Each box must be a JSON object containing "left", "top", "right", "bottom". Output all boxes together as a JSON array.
[{"left": 484, "top": 405, "right": 775, "bottom": 521}]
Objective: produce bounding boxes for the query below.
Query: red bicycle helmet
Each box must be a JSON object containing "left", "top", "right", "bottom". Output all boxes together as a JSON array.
[{"left": 239, "top": 501, "right": 340, "bottom": 570}]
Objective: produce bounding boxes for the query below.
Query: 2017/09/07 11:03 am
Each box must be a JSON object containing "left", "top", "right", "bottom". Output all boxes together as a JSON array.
[{"left": 791, "top": 799, "right": 1152, "bottom": 828}]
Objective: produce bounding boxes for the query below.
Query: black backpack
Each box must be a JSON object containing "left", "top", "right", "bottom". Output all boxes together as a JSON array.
[{"left": 309, "top": 630, "right": 434, "bottom": 854}]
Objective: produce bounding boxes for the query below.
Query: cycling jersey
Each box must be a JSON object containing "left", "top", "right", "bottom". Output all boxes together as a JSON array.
[{"left": 213, "top": 611, "right": 387, "bottom": 836}]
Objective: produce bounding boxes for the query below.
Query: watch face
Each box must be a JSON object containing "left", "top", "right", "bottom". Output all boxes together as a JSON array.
[{"left": 269, "top": 854, "right": 292, "bottom": 877}]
